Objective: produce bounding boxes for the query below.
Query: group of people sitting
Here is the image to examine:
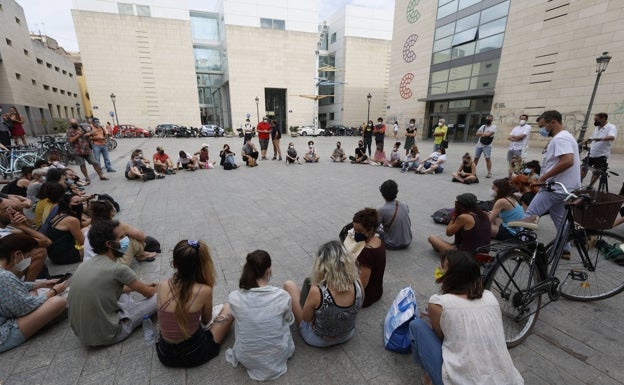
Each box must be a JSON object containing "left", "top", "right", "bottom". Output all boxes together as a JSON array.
[{"left": 125, "top": 144, "right": 219, "bottom": 180}]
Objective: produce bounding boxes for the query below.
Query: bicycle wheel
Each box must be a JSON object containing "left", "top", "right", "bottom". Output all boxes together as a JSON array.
[
  {"left": 43, "top": 148, "right": 70, "bottom": 166},
  {"left": 558, "top": 229, "right": 624, "bottom": 301},
  {"left": 14, "top": 154, "right": 37, "bottom": 173},
  {"left": 107, "top": 138, "right": 117, "bottom": 151},
  {"left": 484, "top": 249, "right": 542, "bottom": 347}
]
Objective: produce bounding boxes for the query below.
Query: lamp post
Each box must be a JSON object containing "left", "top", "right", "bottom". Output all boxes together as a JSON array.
[
  {"left": 255, "top": 96, "right": 260, "bottom": 123},
  {"left": 109, "top": 93, "right": 120, "bottom": 128},
  {"left": 75, "top": 102, "right": 80, "bottom": 120},
  {"left": 366, "top": 93, "right": 372, "bottom": 123},
  {"left": 578, "top": 52, "right": 612, "bottom": 142}
]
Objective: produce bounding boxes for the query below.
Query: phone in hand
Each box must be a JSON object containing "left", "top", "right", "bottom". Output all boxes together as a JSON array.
[{"left": 56, "top": 272, "right": 72, "bottom": 284}]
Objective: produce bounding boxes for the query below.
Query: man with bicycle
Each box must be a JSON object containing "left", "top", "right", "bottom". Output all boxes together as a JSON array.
[
  {"left": 580, "top": 112, "right": 617, "bottom": 187},
  {"left": 525, "top": 110, "right": 581, "bottom": 233}
]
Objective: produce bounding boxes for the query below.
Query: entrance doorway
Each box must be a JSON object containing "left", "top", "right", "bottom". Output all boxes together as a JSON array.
[{"left": 265, "top": 88, "right": 287, "bottom": 133}]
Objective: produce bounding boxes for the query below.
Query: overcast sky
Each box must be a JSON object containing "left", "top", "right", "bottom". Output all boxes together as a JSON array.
[{"left": 17, "top": 0, "right": 395, "bottom": 52}]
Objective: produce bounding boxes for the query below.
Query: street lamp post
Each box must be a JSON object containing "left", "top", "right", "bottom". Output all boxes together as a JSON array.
[
  {"left": 110, "top": 93, "right": 120, "bottom": 128},
  {"left": 366, "top": 93, "right": 372, "bottom": 123},
  {"left": 75, "top": 102, "right": 80, "bottom": 120},
  {"left": 578, "top": 52, "right": 612, "bottom": 142},
  {"left": 255, "top": 96, "right": 260, "bottom": 123}
]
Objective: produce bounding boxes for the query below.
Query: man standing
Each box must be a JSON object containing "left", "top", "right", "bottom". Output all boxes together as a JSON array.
[
  {"left": 525, "top": 110, "right": 581, "bottom": 231},
  {"left": 474, "top": 114, "right": 496, "bottom": 178},
  {"left": 377, "top": 180, "right": 412, "bottom": 250},
  {"left": 243, "top": 118, "right": 254, "bottom": 145},
  {"left": 373, "top": 117, "right": 387, "bottom": 151},
  {"left": 90, "top": 118, "right": 116, "bottom": 173},
  {"left": 66, "top": 119, "right": 108, "bottom": 183},
  {"left": 271, "top": 119, "right": 282, "bottom": 161},
  {"left": 581, "top": 112, "right": 617, "bottom": 186},
  {"left": 507, "top": 114, "right": 531, "bottom": 177},
  {"left": 256, "top": 117, "right": 271, "bottom": 160},
  {"left": 432, "top": 118, "right": 447, "bottom": 152},
  {"left": 69, "top": 220, "right": 157, "bottom": 346}
]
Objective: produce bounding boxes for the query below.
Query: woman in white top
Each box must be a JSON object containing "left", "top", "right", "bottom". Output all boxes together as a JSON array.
[
  {"left": 417, "top": 147, "right": 447, "bottom": 174},
  {"left": 409, "top": 250, "right": 523, "bottom": 385},
  {"left": 226, "top": 250, "right": 295, "bottom": 381}
]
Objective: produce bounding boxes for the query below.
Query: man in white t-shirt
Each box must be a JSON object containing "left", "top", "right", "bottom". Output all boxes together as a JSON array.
[
  {"left": 524, "top": 110, "right": 581, "bottom": 231},
  {"left": 581, "top": 112, "right": 617, "bottom": 186},
  {"left": 474, "top": 114, "right": 496, "bottom": 178},
  {"left": 507, "top": 114, "right": 531, "bottom": 177}
]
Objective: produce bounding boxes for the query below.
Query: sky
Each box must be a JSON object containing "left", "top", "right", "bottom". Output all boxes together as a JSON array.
[{"left": 17, "top": 0, "right": 395, "bottom": 52}]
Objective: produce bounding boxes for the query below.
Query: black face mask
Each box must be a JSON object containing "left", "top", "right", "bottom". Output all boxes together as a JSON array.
[
  {"left": 486, "top": 119, "right": 492, "bottom": 124},
  {"left": 71, "top": 124, "right": 79, "bottom": 129},
  {"left": 70, "top": 203, "right": 83, "bottom": 218},
  {"left": 594, "top": 120, "right": 601, "bottom": 127}
]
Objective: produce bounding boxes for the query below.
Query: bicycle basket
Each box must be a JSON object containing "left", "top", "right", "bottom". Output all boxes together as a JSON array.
[{"left": 572, "top": 189, "right": 624, "bottom": 230}]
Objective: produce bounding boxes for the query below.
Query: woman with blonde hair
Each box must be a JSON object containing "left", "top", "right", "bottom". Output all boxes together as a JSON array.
[
  {"left": 401, "top": 144, "right": 420, "bottom": 172},
  {"left": 156, "top": 239, "right": 233, "bottom": 368},
  {"left": 451, "top": 152, "right": 478, "bottom": 184},
  {"left": 284, "top": 240, "right": 363, "bottom": 347}
]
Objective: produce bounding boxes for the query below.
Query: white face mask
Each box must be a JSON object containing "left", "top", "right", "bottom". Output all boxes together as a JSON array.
[
  {"left": 14, "top": 256, "right": 31, "bottom": 271},
  {"left": 519, "top": 120, "right": 526, "bottom": 126},
  {"left": 489, "top": 188, "right": 497, "bottom": 198},
  {"left": 438, "top": 122, "right": 443, "bottom": 127},
  {"left": 409, "top": 123, "right": 415, "bottom": 127}
]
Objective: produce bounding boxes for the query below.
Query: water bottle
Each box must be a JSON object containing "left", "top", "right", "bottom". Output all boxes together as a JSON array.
[{"left": 142, "top": 315, "right": 155, "bottom": 345}]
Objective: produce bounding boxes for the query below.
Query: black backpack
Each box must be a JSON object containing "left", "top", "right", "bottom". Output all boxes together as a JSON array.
[
  {"left": 97, "top": 193, "right": 121, "bottom": 212},
  {"left": 431, "top": 208, "right": 454, "bottom": 225}
]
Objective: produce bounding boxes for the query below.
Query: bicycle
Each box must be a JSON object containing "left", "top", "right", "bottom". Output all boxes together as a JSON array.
[
  {"left": 480, "top": 182, "right": 624, "bottom": 347},
  {"left": 0, "top": 146, "right": 38, "bottom": 178}
]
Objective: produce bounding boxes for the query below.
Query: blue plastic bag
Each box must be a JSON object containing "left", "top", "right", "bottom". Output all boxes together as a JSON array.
[{"left": 383, "top": 286, "right": 418, "bottom": 354}]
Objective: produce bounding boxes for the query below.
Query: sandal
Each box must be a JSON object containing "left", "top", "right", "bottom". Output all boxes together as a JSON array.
[
  {"left": 99, "top": 176, "right": 109, "bottom": 181},
  {"left": 486, "top": 173, "right": 492, "bottom": 178},
  {"left": 83, "top": 180, "right": 91, "bottom": 186},
  {"left": 561, "top": 250, "right": 571, "bottom": 260},
  {"left": 138, "top": 257, "right": 156, "bottom": 262}
]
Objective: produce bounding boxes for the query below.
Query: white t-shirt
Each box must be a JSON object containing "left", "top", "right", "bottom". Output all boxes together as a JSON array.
[
  {"left": 475, "top": 124, "right": 497, "bottom": 148},
  {"left": 589, "top": 122, "right": 617, "bottom": 158},
  {"left": 176, "top": 152, "right": 192, "bottom": 165},
  {"left": 428, "top": 152, "right": 446, "bottom": 166},
  {"left": 508, "top": 124, "right": 531, "bottom": 152},
  {"left": 542, "top": 129, "right": 581, "bottom": 193},
  {"left": 429, "top": 290, "right": 524, "bottom": 385}
]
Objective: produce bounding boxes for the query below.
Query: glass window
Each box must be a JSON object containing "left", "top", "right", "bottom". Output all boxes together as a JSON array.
[
  {"left": 470, "top": 74, "right": 497, "bottom": 90},
  {"left": 193, "top": 47, "right": 222, "bottom": 71},
  {"left": 330, "top": 32, "right": 336, "bottom": 43},
  {"left": 455, "top": 13, "right": 479, "bottom": 32},
  {"left": 191, "top": 15, "right": 219, "bottom": 40},
  {"left": 479, "top": 17, "right": 507, "bottom": 38},
  {"left": 447, "top": 78, "right": 470, "bottom": 93},
  {"left": 273, "top": 19, "right": 285, "bottom": 30},
  {"left": 431, "top": 69, "right": 449, "bottom": 83},
  {"left": 433, "top": 36, "right": 453, "bottom": 52},
  {"left": 430, "top": 82, "right": 448, "bottom": 95},
  {"left": 260, "top": 18, "right": 272, "bottom": 29},
  {"left": 459, "top": 0, "right": 480, "bottom": 10},
  {"left": 136, "top": 5, "right": 150, "bottom": 17},
  {"left": 472, "top": 59, "right": 500, "bottom": 76},
  {"left": 438, "top": 0, "right": 458, "bottom": 19},
  {"left": 432, "top": 50, "right": 451, "bottom": 64},
  {"left": 435, "top": 22, "right": 455, "bottom": 39},
  {"left": 449, "top": 64, "right": 472, "bottom": 80},
  {"left": 118, "top": 3, "right": 133, "bottom": 15},
  {"left": 452, "top": 41, "right": 475, "bottom": 58},
  {"left": 476, "top": 33, "right": 504, "bottom": 53},
  {"left": 451, "top": 27, "right": 477, "bottom": 46},
  {"left": 481, "top": 1, "right": 509, "bottom": 24},
  {"left": 198, "top": 87, "right": 213, "bottom": 105}
]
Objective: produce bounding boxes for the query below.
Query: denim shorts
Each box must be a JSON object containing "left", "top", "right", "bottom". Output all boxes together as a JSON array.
[
  {"left": 156, "top": 327, "right": 220, "bottom": 368},
  {"left": 299, "top": 321, "right": 354, "bottom": 348},
  {"left": 0, "top": 324, "right": 26, "bottom": 353},
  {"left": 475, "top": 144, "right": 492, "bottom": 159}
]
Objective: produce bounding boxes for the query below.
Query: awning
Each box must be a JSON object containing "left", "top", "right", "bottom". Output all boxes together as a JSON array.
[{"left": 298, "top": 95, "right": 334, "bottom": 100}]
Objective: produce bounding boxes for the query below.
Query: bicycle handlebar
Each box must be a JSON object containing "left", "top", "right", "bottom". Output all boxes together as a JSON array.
[{"left": 530, "top": 181, "right": 579, "bottom": 202}]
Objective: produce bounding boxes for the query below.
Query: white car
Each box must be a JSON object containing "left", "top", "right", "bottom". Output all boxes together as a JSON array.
[{"left": 299, "top": 125, "right": 325, "bottom": 137}]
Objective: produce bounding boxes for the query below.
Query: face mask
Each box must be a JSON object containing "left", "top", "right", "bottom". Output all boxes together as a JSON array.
[
  {"left": 539, "top": 127, "right": 549, "bottom": 137},
  {"left": 337, "top": 144, "right": 341, "bottom": 148},
  {"left": 489, "top": 188, "right": 497, "bottom": 198},
  {"left": 71, "top": 203, "right": 83, "bottom": 217},
  {"left": 519, "top": 120, "right": 526, "bottom": 126},
  {"left": 134, "top": 157, "right": 141, "bottom": 162},
  {"left": 13, "top": 255, "right": 31, "bottom": 271},
  {"left": 594, "top": 120, "right": 601, "bottom": 127},
  {"left": 40, "top": 176, "right": 47, "bottom": 183},
  {"left": 289, "top": 145, "right": 294, "bottom": 148},
  {"left": 354, "top": 232, "right": 367, "bottom": 243},
  {"left": 438, "top": 122, "right": 443, "bottom": 127},
  {"left": 368, "top": 123, "right": 372, "bottom": 127},
  {"left": 71, "top": 124, "right": 79, "bottom": 129},
  {"left": 434, "top": 266, "right": 445, "bottom": 280},
  {"left": 523, "top": 168, "right": 532, "bottom": 175},
  {"left": 111, "top": 236, "right": 130, "bottom": 256},
  {"left": 66, "top": 179, "right": 74, "bottom": 185},
  {"left": 486, "top": 119, "right": 492, "bottom": 124},
  {"left": 409, "top": 123, "right": 415, "bottom": 127},
  {"left": 158, "top": 150, "right": 164, "bottom": 154}
]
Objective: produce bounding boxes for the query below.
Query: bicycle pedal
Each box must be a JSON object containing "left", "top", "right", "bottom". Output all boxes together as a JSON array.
[{"left": 569, "top": 269, "right": 588, "bottom": 281}]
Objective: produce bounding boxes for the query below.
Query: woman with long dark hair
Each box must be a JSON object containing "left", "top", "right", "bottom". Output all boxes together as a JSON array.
[
  {"left": 352, "top": 208, "right": 386, "bottom": 307},
  {"left": 156, "top": 239, "right": 233, "bottom": 368},
  {"left": 488, "top": 178, "right": 524, "bottom": 240},
  {"left": 46, "top": 193, "right": 84, "bottom": 264}
]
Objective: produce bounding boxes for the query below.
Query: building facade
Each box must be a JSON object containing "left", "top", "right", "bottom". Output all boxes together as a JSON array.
[
  {"left": 389, "top": 0, "right": 624, "bottom": 149},
  {"left": 0, "top": 0, "right": 82, "bottom": 136}
]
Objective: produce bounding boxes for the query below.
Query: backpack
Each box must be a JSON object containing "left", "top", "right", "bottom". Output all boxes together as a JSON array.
[
  {"left": 431, "top": 208, "right": 454, "bottom": 224},
  {"left": 383, "top": 286, "right": 418, "bottom": 354},
  {"left": 97, "top": 193, "right": 121, "bottom": 212}
]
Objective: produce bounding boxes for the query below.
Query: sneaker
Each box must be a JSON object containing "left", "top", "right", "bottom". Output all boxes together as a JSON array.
[
  {"left": 486, "top": 173, "right": 492, "bottom": 178},
  {"left": 401, "top": 169, "right": 406, "bottom": 173},
  {"left": 272, "top": 157, "right": 277, "bottom": 160},
  {"left": 107, "top": 169, "right": 116, "bottom": 173}
]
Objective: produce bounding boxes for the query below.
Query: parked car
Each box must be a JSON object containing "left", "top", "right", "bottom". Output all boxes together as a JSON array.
[
  {"left": 113, "top": 124, "right": 153, "bottom": 138},
  {"left": 325, "top": 124, "right": 353, "bottom": 136},
  {"left": 155, "top": 124, "right": 180, "bottom": 137},
  {"left": 200, "top": 124, "right": 225, "bottom": 137},
  {"left": 299, "top": 125, "right": 326, "bottom": 137}
]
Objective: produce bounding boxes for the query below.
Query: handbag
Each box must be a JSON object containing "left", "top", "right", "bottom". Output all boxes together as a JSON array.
[
  {"left": 440, "top": 139, "right": 449, "bottom": 149},
  {"left": 383, "top": 286, "right": 418, "bottom": 353},
  {"left": 479, "top": 125, "right": 494, "bottom": 145}
]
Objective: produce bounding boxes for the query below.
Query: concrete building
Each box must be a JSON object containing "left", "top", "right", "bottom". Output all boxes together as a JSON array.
[
  {"left": 389, "top": 0, "right": 624, "bottom": 149},
  {"left": 319, "top": 5, "right": 393, "bottom": 129},
  {"left": 0, "top": 0, "right": 82, "bottom": 136}
]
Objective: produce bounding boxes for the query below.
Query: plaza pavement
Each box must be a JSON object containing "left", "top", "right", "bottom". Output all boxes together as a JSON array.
[{"left": 1, "top": 133, "right": 624, "bottom": 385}]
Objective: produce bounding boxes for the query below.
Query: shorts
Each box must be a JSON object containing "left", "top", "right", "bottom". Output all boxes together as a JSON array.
[
  {"left": 259, "top": 139, "right": 269, "bottom": 151},
  {"left": 156, "top": 327, "right": 220, "bottom": 368},
  {"left": 495, "top": 225, "right": 516, "bottom": 241},
  {"left": 0, "top": 323, "right": 26, "bottom": 353},
  {"left": 475, "top": 144, "right": 492, "bottom": 159},
  {"left": 583, "top": 156, "right": 608, "bottom": 175},
  {"left": 298, "top": 320, "right": 354, "bottom": 348},
  {"left": 423, "top": 161, "right": 444, "bottom": 173},
  {"left": 507, "top": 149, "right": 522, "bottom": 162},
  {"left": 72, "top": 153, "right": 96, "bottom": 167}
]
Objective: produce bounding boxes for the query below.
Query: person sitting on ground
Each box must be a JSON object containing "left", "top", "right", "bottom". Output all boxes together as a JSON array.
[
  {"left": 219, "top": 144, "right": 238, "bottom": 170},
  {"left": 285, "top": 142, "right": 301, "bottom": 165},
  {"left": 451, "top": 152, "right": 478, "bottom": 184},
  {"left": 427, "top": 193, "right": 491, "bottom": 256},
  {"left": 177, "top": 151, "right": 198, "bottom": 171},
  {"left": 47, "top": 153, "right": 66, "bottom": 170},
  {"left": 304, "top": 141, "right": 320, "bottom": 163},
  {"left": 389, "top": 142, "right": 403, "bottom": 168},
  {"left": 242, "top": 140, "right": 259, "bottom": 167},
  {"left": 156, "top": 240, "right": 233, "bottom": 368},
  {"left": 330, "top": 141, "right": 346, "bottom": 162},
  {"left": 371, "top": 143, "right": 391, "bottom": 166},
  {"left": 409, "top": 250, "right": 524, "bottom": 385},
  {"left": 349, "top": 140, "right": 369, "bottom": 164},
  {"left": 0, "top": 233, "right": 69, "bottom": 353},
  {"left": 152, "top": 146, "right": 176, "bottom": 175},
  {"left": 488, "top": 178, "right": 524, "bottom": 240},
  {"left": 401, "top": 145, "right": 420, "bottom": 173},
  {"left": 1, "top": 166, "right": 32, "bottom": 197},
  {"left": 46, "top": 193, "right": 85, "bottom": 265},
  {"left": 377, "top": 180, "right": 412, "bottom": 250},
  {"left": 26, "top": 167, "right": 48, "bottom": 209},
  {"left": 126, "top": 150, "right": 163, "bottom": 181},
  {"left": 352, "top": 208, "right": 386, "bottom": 307},
  {"left": 510, "top": 174, "right": 537, "bottom": 211},
  {"left": 522, "top": 160, "right": 541, "bottom": 182},
  {"left": 283, "top": 240, "right": 363, "bottom": 347},
  {"left": 60, "top": 168, "right": 88, "bottom": 196},
  {"left": 68, "top": 219, "right": 158, "bottom": 346},
  {"left": 34, "top": 182, "right": 66, "bottom": 228},
  {"left": 195, "top": 143, "right": 217, "bottom": 170},
  {"left": 83, "top": 200, "right": 158, "bottom": 264},
  {"left": 227, "top": 250, "right": 294, "bottom": 380},
  {"left": 417, "top": 147, "right": 447, "bottom": 174}
]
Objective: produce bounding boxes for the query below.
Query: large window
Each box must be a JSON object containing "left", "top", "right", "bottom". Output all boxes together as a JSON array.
[
  {"left": 429, "top": 58, "right": 501, "bottom": 95},
  {"left": 260, "top": 18, "right": 285, "bottom": 30},
  {"left": 191, "top": 14, "right": 219, "bottom": 40},
  {"left": 193, "top": 47, "right": 222, "bottom": 71}
]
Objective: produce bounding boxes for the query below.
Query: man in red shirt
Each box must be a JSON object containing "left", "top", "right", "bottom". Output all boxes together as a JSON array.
[
  {"left": 152, "top": 146, "right": 176, "bottom": 174},
  {"left": 256, "top": 117, "right": 271, "bottom": 160}
]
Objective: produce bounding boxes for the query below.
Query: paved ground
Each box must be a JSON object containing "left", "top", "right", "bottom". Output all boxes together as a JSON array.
[{"left": 2, "top": 133, "right": 624, "bottom": 385}]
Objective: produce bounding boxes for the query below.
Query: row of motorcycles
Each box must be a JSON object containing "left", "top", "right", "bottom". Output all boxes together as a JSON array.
[{"left": 157, "top": 126, "right": 219, "bottom": 138}]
